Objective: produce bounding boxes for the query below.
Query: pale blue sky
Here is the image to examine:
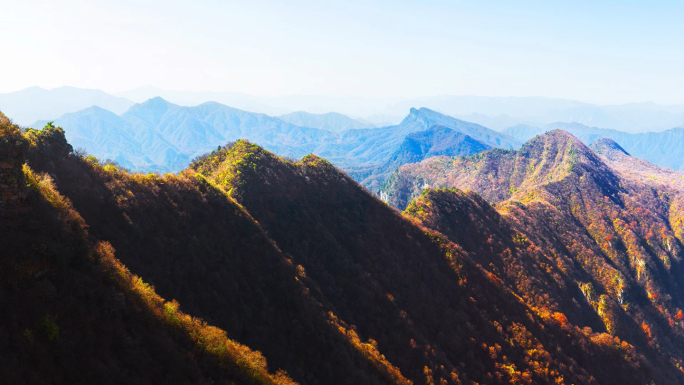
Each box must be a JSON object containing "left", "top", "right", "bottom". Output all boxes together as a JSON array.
[{"left": 2, "top": 0, "right": 684, "bottom": 104}]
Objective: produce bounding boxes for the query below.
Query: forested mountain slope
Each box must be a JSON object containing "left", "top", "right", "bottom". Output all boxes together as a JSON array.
[
  {"left": 0, "top": 113, "right": 296, "bottom": 385},
  {"left": 383, "top": 130, "right": 684, "bottom": 382},
  {"left": 7, "top": 114, "right": 684, "bottom": 383},
  {"left": 17, "top": 120, "right": 401, "bottom": 385},
  {"left": 189, "top": 138, "right": 671, "bottom": 384}
]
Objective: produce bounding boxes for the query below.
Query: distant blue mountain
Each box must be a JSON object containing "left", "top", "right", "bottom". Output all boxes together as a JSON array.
[
  {"left": 315, "top": 107, "right": 520, "bottom": 169},
  {"left": 122, "top": 98, "right": 329, "bottom": 159},
  {"left": 278, "top": 111, "right": 373, "bottom": 132},
  {"left": 1, "top": 86, "right": 134, "bottom": 126},
  {"left": 347, "top": 125, "right": 493, "bottom": 190},
  {"left": 35, "top": 98, "right": 329, "bottom": 172},
  {"left": 504, "top": 122, "right": 684, "bottom": 171},
  {"left": 33, "top": 106, "right": 176, "bottom": 172},
  {"left": 33, "top": 100, "right": 520, "bottom": 183},
  {"left": 392, "top": 125, "right": 492, "bottom": 161}
]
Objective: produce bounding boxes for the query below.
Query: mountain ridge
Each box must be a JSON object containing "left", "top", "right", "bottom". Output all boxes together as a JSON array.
[
  {"left": 6, "top": 116, "right": 684, "bottom": 383},
  {"left": 348, "top": 125, "right": 492, "bottom": 190},
  {"left": 31, "top": 102, "right": 519, "bottom": 191},
  {"left": 504, "top": 122, "right": 684, "bottom": 171},
  {"left": 0, "top": 86, "right": 135, "bottom": 125}
]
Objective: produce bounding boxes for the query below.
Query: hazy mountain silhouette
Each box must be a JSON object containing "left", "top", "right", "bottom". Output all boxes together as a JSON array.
[
  {"left": 33, "top": 101, "right": 519, "bottom": 183},
  {"left": 7, "top": 116, "right": 684, "bottom": 383},
  {"left": 0, "top": 86, "right": 134, "bottom": 125}
]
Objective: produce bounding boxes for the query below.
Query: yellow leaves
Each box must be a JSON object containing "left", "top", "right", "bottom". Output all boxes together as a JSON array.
[
  {"left": 23, "top": 164, "right": 89, "bottom": 237},
  {"left": 513, "top": 233, "right": 528, "bottom": 246},
  {"left": 641, "top": 322, "right": 653, "bottom": 340},
  {"left": 163, "top": 300, "right": 181, "bottom": 326},
  {"left": 489, "top": 345, "right": 498, "bottom": 360},
  {"left": 24, "top": 165, "right": 64, "bottom": 210},
  {"left": 103, "top": 163, "right": 119, "bottom": 175},
  {"left": 328, "top": 312, "right": 412, "bottom": 385},
  {"left": 423, "top": 366, "right": 435, "bottom": 385},
  {"left": 95, "top": 240, "right": 297, "bottom": 385}
]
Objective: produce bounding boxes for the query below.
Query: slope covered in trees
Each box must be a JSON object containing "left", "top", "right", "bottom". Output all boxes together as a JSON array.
[
  {"left": 384, "top": 130, "right": 684, "bottom": 382},
  {"left": 190, "top": 138, "right": 671, "bottom": 384},
  {"left": 6, "top": 112, "right": 684, "bottom": 384},
  {"left": 383, "top": 130, "right": 625, "bottom": 208},
  {"left": 17, "top": 118, "right": 401, "bottom": 385},
  {"left": 0, "top": 113, "right": 296, "bottom": 384}
]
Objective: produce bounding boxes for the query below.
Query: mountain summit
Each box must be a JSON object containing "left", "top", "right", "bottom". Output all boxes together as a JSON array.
[
  {"left": 590, "top": 137, "right": 631, "bottom": 159},
  {"left": 383, "top": 129, "right": 607, "bottom": 207},
  {"left": 33, "top": 104, "right": 518, "bottom": 192},
  {"left": 5, "top": 116, "right": 684, "bottom": 383}
]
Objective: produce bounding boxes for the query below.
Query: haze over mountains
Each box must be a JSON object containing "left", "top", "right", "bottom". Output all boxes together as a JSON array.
[
  {"left": 32, "top": 99, "right": 520, "bottom": 190},
  {"left": 5, "top": 86, "right": 684, "bottom": 133},
  {"left": 277, "top": 111, "right": 374, "bottom": 132},
  {"left": 115, "top": 88, "right": 684, "bottom": 132},
  {"left": 5, "top": 111, "right": 684, "bottom": 383},
  {"left": 8, "top": 0, "right": 684, "bottom": 381},
  {"left": 0, "top": 86, "right": 134, "bottom": 126}
]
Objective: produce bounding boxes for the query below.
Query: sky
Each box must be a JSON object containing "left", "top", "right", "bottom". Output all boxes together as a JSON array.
[{"left": 2, "top": 0, "right": 684, "bottom": 104}]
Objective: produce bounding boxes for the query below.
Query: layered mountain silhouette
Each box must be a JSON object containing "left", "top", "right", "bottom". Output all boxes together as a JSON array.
[
  {"left": 7, "top": 86, "right": 684, "bottom": 132},
  {"left": 33, "top": 100, "right": 518, "bottom": 188},
  {"left": 6, "top": 110, "right": 684, "bottom": 383},
  {"left": 0, "top": 86, "right": 134, "bottom": 125},
  {"left": 33, "top": 98, "right": 329, "bottom": 172},
  {"left": 348, "top": 125, "right": 493, "bottom": 190}
]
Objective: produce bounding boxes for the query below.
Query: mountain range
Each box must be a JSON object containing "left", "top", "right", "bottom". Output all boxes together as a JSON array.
[
  {"left": 504, "top": 122, "right": 684, "bottom": 171},
  {"left": 446, "top": 99, "right": 684, "bottom": 132},
  {"left": 31, "top": 100, "right": 519, "bottom": 189},
  {"left": 6, "top": 86, "right": 684, "bottom": 133},
  {"left": 382, "top": 131, "right": 684, "bottom": 382},
  {"left": 32, "top": 98, "right": 330, "bottom": 172},
  {"left": 347, "top": 125, "right": 493, "bottom": 190},
  {"left": 5, "top": 111, "right": 684, "bottom": 383},
  {"left": 115, "top": 88, "right": 684, "bottom": 132},
  {"left": 0, "top": 86, "right": 135, "bottom": 126}
]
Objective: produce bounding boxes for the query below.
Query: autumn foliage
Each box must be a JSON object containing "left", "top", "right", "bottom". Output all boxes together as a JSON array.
[{"left": 4, "top": 116, "right": 684, "bottom": 384}]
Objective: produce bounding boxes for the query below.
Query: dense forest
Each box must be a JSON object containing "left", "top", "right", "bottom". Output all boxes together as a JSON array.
[
  {"left": 0, "top": 114, "right": 296, "bottom": 384},
  {"left": 3, "top": 113, "right": 684, "bottom": 384}
]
